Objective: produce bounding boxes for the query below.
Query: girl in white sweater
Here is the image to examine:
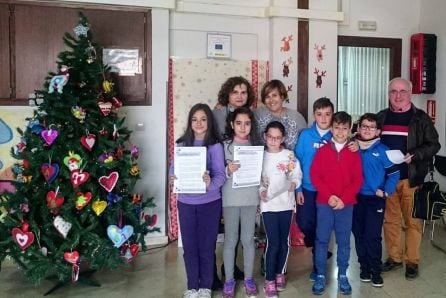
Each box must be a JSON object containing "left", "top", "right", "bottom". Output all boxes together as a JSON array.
[{"left": 259, "top": 121, "right": 302, "bottom": 298}]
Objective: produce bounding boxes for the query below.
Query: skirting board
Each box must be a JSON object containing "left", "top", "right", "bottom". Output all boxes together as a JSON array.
[{"left": 144, "top": 235, "right": 169, "bottom": 246}]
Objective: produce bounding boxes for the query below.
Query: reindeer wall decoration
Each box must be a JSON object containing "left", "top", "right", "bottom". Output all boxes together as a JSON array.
[
  {"left": 280, "top": 35, "right": 293, "bottom": 52},
  {"left": 314, "top": 44, "right": 326, "bottom": 62},
  {"left": 314, "top": 68, "right": 326, "bottom": 88},
  {"left": 282, "top": 57, "right": 293, "bottom": 77}
]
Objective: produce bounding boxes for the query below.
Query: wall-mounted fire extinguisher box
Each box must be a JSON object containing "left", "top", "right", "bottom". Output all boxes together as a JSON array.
[{"left": 410, "top": 33, "right": 437, "bottom": 94}]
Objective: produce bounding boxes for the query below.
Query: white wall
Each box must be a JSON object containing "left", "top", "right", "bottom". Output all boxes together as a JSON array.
[
  {"left": 120, "top": 8, "right": 169, "bottom": 243},
  {"left": 419, "top": 0, "right": 446, "bottom": 188}
]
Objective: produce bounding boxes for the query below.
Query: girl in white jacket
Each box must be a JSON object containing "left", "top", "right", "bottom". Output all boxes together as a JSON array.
[{"left": 260, "top": 121, "right": 302, "bottom": 298}]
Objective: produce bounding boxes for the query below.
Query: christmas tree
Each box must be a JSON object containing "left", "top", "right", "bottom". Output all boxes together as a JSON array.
[{"left": 0, "top": 13, "right": 159, "bottom": 284}]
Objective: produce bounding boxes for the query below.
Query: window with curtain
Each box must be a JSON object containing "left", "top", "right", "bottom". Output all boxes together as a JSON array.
[{"left": 337, "top": 46, "right": 390, "bottom": 120}]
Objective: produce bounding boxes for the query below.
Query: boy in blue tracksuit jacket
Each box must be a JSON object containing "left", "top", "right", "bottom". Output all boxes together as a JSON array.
[
  {"left": 294, "top": 97, "right": 333, "bottom": 280},
  {"left": 353, "top": 113, "right": 399, "bottom": 288}
]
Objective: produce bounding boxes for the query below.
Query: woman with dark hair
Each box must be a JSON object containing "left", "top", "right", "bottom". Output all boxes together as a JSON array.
[
  {"left": 213, "top": 76, "right": 255, "bottom": 139},
  {"left": 255, "top": 79, "right": 307, "bottom": 150}
]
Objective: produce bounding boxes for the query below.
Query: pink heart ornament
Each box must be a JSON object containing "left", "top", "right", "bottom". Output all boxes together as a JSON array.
[
  {"left": 64, "top": 251, "right": 80, "bottom": 264},
  {"left": 98, "top": 172, "right": 119, "bottom": 192},
  {"left": 40, "top": 129, "right": 58, "bottom": 145}
]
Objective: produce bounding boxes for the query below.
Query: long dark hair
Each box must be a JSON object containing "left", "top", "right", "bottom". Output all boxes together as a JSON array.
[
  {"left": 176, "top": 103, "right": 220, "bottom": 146},
  {"left": 225, "top": 107, "right": 261, "bottom": 145},
  {"left": 217, "top": 76, "right": 255, "bottom": 107}
]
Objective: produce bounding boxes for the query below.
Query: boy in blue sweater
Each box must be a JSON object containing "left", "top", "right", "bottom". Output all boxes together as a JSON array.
[
  {"left": 294, "top": 97, "right": 334, "bottom": 280},
  {"left": 352, "top": 113, "right": 399, "bottom": 288}
]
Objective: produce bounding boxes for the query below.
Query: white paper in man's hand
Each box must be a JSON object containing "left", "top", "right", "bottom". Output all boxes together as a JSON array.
[{"left": 385, "top": 150, "right": 406, "bottom": 164}]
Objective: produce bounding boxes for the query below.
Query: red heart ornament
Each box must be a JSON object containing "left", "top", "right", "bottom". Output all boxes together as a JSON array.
[
  {"left": 12, "top": 227, "right": 35, "bottom": 250},
  {"left": 64, "top": 251, "right": 80, "bottom": 264},
  {"left": 144, "top": 214, "right": 158, "bottom": 228},
  {"left": 75, "top": 192, "right": 92, "bottom": 210},
  {"left": 40, "top": 129, "right": 58, "bottom": 145},
  {"left": 70, "top": 170, "right": 90, "bottom": 188},
  {"left": 80, "top": 134, "right": 96, "bottom": 151},
  {"left": 98, "top": 101, "right": 112, "bottom": 116},
  {"left": 121, "top": 244, "right": 139, "bottom": 263},
  {"left": 98, "top": 172, "right": 119, "bottom": 192},
  {"left": 46, "top": 191, "right": 64, "bottom": 212}
]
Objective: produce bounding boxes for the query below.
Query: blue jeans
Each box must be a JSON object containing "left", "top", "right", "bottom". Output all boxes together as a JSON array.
[
  {"left": 315, "top": 204, "right": 353, "bottom": 276},
  {"left": 262, "top": 210, "right": 293, "bottom": 281},
  {"left": 296, "top": 188, "right": 317, "bottom": 248}
]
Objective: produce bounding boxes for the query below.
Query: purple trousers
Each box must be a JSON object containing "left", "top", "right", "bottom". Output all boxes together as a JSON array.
[{"left": 178, "top": 199, "right": 222, "bottom": 290}]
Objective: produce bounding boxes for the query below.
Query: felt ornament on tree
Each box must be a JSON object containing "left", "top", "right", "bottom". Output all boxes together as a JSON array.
[
  {"left": 46, "top": 187, "right": 64, "bottom": 214},
  {"left": 53, "top": 215, "right": 72, "bottom": 238},
  {"left": 63, "top": 152, "right": 82, "bottom": 171},
  {"left": 98, "top": 101, "right": 112, "bottom": 116},
  {"left": 107, "top": 224, "right": 133, "bottom": 248},
  {"left": 92, "top": 200, "right": 107, "bottom": 216},
  {"left": 12, "top": 222, "right": 34, "bottom": 250},
  {"left": 75, "top": 192, "right": 92, "bottom": 210},
  {"left": 70, "top": 169, "right": 90, "bottom": 188},
  {"left": 41, "top": 163, "right": 59, "bottom": 184},
  {"left": 71, "top": 106, "right": 87, "bottom": 122},
  {"left": 99, "top": 172, "right": 119, "bottom": 192},
  {"left": 80, "top": 134, "right": 96, "bottom": 151},
  {"left": 48, "top": 66, "right": 69, "bottom": 94},
  {"left": 121, "top": 243, "right": 139, "bottom": 263},
  {"left": 40, "top": 126, "right": 58, "bottom": 146}
]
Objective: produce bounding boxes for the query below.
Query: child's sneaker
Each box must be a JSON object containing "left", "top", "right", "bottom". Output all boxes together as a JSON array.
[
  {"left": 222, "top": 279, "right": 236, "bottom": 298},
  {"left": 243, "top": 277, "right": 258, "bottom": 297},
  {"left": 197, "top": 288, "right": 211, "bottom": 298},
  {"left": 263, "top": 280, "right": 278, "bottom": 298},
  {"left": 312, "top": 275, "right": 326, "bottom": 295},
  {"left": 309, "top": 271, "right": 317, "bottom": 282},
  {"left": 359, "top": 270, "right": 371, "bottom": 282},
  {"left": 183, "top": 289, "right": 198, "bottom": 298},
  {"left": 338, "top": 275, "right": 352, "bottom": 295},
  {"left": 371, "top": 273, "right": 384, "bottom": 287},
  {"left": 275, "top": 274, "right": 286, "bottom": 291}
]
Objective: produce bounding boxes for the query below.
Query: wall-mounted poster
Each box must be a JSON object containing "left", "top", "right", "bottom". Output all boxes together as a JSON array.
[
  {"left": 103, "top": 48, "right": 141, "bottom": 76},
  {"left": 207, "top": 34, "right": 232, "bottom": 59}
]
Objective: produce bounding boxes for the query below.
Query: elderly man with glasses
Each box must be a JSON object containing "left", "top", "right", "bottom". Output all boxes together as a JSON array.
[{"left": 377, "top": 77, "right": 440, "bottom": 280}]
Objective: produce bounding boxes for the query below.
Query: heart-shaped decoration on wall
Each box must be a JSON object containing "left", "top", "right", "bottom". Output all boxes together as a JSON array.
[
  {"left": 64, "top": 251, "right": 80, "bottom": 264},
  {"left": 75, "top": 191, "right": 92, "bottom": 210},
  {"left": 40, "top": 128, "right": 58, "bottom": 145},
  {"left": 53, "top": 215, "right": 72, "bottom": 238},
  {"left": 92, "top": 200, "right": 107, "bottom": 216},
  {"left": 144, "top": 213, "right": 158, "bottom": 228},
  {"left": 107, "top": 224, "right": 134, "bottom": 248},
  {"left": 70, "top": 169, "right": 90, "bottom": 188},
  {"left": 98, "top": 101, "right": 112, "bottom": 116},
  {"left": 46, "top": 191, "right": 64, "bottom": 213},
  {"left": 12, "top": 227, "right": 35, "bottom": 250},
  {"left": 99, "top": 172, "right": 119, "bottom": 192},
  {"left": 41, "top": 163, "right": 59, "bottom": 184},
  {"left": 80, "top": 134, "right": 96, "bottom": 151}
]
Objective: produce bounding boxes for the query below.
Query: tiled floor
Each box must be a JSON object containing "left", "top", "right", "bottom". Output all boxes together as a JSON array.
[{"left": 1, "top": 221, "right": 445, "bottom": 298}]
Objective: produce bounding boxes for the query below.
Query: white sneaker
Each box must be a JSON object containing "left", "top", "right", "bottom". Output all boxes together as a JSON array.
[
  {"left": 183, "top": 289, "right": 199, "bottom": 298},
  {"left": 197, "top": 288, "right": 212, "bottom": 298}
]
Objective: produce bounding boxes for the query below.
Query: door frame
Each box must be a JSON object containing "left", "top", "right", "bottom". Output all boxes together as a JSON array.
[{"left": 338, "top": 36, "right": 402, "bottom": 79}]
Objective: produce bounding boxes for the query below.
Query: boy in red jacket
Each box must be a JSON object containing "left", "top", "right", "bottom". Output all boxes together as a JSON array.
[{"left": 310, "top": 111, "right": 363, "bottom": 295}]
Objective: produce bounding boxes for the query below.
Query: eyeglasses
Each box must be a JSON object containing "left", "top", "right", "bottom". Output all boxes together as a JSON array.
[
  {"left": 389, "top": 89, "right": 409, "bottom": 96},
  {"left": 359, "top": 124, "right": 378, "bottom": 131},
  {"left": 266, "top": 134, "right": 283, "bottom": 142}
]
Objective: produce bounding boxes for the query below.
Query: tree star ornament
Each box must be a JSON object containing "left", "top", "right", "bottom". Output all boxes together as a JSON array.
[{"left": 73, "top": 24, "right": 89, "bottom": 37}]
